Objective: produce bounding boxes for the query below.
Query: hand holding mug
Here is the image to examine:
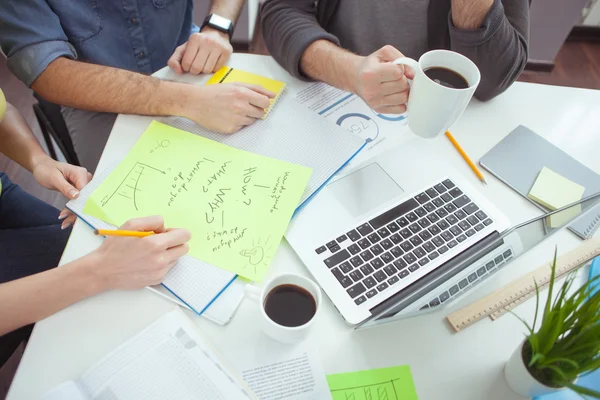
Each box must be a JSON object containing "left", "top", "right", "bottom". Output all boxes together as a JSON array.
[
  {"left": 393, "top": 50, "right": 481, "bottom": 138},
  {"left": 354, "top": 46, "right": 414, "bottom": 114}
]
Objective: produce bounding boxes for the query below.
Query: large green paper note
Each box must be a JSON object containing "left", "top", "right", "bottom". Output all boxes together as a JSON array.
[
  {"left": 327, "top": 366, "right": 418, "bottom": 400},
  {"left": 84, "top": 121, "right": 312, "bottom": 281}
]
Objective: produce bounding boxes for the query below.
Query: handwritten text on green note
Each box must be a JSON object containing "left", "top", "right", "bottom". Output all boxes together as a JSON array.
[
  {"left": 84, "top": 121, "right": 312, "bottom": 281},
  {"left": 327, "top": 366, "right": 418, "bottom": 400}
]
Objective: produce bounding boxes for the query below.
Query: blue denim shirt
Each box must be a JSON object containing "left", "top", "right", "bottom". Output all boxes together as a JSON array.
[{"left": 0, "top": 0, "right": 198, "bottom": 87}]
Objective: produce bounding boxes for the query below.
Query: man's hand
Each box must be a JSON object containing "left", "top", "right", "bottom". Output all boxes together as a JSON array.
[
  {"left": 32, "top": 156, "right": 92, "bottom": 229},
  {"left": 180, "top": 82, "right": 275, "bottom": 134},
  {"left": 168, "top": 28, "right": 233, "bottom": 75},
  {"left": 89, "top": 216, "right": 191, "bottom": 290},
  {"left": 353, "top": 46, "right": 414, "bottom": 114}
]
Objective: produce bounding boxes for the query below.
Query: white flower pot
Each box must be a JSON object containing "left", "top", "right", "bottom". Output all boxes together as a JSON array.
[{"left": 504, "top": 341, "right": 569, "bottom": 398}]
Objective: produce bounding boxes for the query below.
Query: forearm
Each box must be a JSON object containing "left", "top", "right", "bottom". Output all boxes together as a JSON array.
[
  {"left": 31, "top": 57, "right": 192, "bottom": 118},
  {"left": 449, "top": 0, "right": 529, "bottom": 100},
  {"left": 300, "top": 40, "right": 362, "bottom": 93},
  {"left": 209, "top": 0, "right": 245, "bottom": 24},
  {"left": 451, "top": 0, "right": 494, "bottom": 29},
  {"left": 0, "top": 253, "right": 105, "bottom": 336},
  {"left": 0, "top": 103, "right": 48, "bottom": 172},
  {"left": 261, "top": 0, "right": 341, "bottom": 79}
]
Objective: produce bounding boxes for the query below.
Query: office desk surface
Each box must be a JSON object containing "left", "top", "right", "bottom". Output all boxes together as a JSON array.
[{"left": 8, "top": 54, "right": 600, "bottom": 400}]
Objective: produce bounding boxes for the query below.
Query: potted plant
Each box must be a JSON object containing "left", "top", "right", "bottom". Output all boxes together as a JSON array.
[{"left": 504, "top": 249, "right": 600, "bottom": 398}]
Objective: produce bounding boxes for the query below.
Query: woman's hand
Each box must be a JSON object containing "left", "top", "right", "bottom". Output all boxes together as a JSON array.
[
  {"left": 32, "top": 156, "right": 92, "bottom": 229},
  {"left": 88, "top": 216, "right": 192, "bottom": 290}
]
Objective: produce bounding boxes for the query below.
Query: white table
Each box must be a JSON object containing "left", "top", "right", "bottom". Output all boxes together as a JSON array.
[{"left": 8, "top": 54, "right": 600, "bottom": 400}]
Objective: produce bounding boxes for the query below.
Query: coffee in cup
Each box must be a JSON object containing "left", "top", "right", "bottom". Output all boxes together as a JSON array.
[
  {"left": 245, "top": 273, "right": 322, "bottom": 343},
  {"left": 394, "top": 50, "right": 481, "bottom": 139},
  {"left": 264, "top": 284, "right": 317, "bottom": 327}
]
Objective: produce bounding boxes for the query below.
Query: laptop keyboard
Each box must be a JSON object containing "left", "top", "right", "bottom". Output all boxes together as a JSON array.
[
  {"left": 314, "top": 179, "right": 493, "bottom": 306},
  {"left": 421, "top": 248, "right": 513, "bottom": 309}
]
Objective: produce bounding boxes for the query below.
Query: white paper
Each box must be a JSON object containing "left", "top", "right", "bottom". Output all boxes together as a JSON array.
[
  {"left": 227, "top": 336, "right": 331, "bottom": 400},
  {"left": 78, "top": 309, "right": 255, "bottom": 400},
  {"left": 42, "top": 381, "right": 89, "bottom": 400},
  {"left": 293, "top": 82, "right": 412, "bottom": 167}
]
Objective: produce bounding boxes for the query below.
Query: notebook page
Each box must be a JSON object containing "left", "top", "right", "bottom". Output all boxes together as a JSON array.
[
  {"left": 79, "top": 309, "right": 255, "bottom": 400},
  {"left": 160, "top": 94, "right": 365, "bottom": 207},
  {"left": 42, "top": 381, "right": 89, "bottom": 400},
  {"left": 67, "top": 169, "right": 238, "bottom": 316}
]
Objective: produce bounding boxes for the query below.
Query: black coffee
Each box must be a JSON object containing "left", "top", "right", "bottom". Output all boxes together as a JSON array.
[
  {"left": 264, "top": 284, "right": 316, "bottom": 327},
  {"left": 424, "top": 67, "right": 469, "bottom": 89}
]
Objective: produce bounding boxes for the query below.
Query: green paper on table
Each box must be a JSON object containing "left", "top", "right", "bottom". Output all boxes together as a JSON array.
[
  {"left": 84, "top": 121, "right": 312, "bottom": 281},
  {"left": 327, "top": 365, "right": 418, "bottom": 400},
  {"left": 528, "top": 167, "right": 585, "bottom": 228}
]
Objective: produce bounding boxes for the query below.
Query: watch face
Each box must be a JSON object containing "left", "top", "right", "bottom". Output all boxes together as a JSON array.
[{"left": 209, "top": 14, "right": 232, "bottom": 31}]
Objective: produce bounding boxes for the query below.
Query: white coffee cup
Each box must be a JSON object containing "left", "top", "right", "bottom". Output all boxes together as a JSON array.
[
  {"left": 245, "top": 273, "right": 322, "bottom": 344},
  {"left": 393, "top": 50, "right": 481, "bottom": 139}
]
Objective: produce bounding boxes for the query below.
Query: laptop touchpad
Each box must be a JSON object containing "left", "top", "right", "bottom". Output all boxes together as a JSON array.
[{"left": 328, "top": 163, "right": 404, "bottom": 217}]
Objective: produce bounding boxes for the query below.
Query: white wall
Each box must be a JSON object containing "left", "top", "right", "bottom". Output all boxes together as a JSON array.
[{"left": 583, "top": 0, "right": 600, "bottom": 26}]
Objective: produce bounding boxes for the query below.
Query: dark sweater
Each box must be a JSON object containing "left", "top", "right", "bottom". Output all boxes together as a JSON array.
[{"left": 261, "top": 0, "right": 530, "bottom": 101}]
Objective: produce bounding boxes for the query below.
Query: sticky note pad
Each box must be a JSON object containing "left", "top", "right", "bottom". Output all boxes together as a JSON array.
[
  {"left": 84, "top": 121, "right": 311, "bottom": 282},
  {"left": 528, "top": 167, "right": 585, "bottom": 228},
  {"left": 206, "top": 67, "right": 286, "bottom": 119}
]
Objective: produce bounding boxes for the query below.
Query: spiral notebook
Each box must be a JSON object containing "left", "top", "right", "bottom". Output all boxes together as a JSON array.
[
  {"left": 480, "top": 125, "right": 600, "bottom": 239},
  {"left": 66, "top": 166, "right": 245, "bottom": 324}
]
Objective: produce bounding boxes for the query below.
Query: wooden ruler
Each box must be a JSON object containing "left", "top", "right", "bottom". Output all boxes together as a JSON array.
[{"left": 446, "top": 238, "right": 600, "bottom": 332}]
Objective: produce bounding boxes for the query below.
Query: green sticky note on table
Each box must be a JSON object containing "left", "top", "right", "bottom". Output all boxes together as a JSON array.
[
  {"left": 528, "top": 167, "right": 585, "bottom": 228},
  {"left": 84, "top": 121, "right": 312, "bottom": 281},
  {"left": 327, "top": 366, "right": 418, "bottom": 400}
]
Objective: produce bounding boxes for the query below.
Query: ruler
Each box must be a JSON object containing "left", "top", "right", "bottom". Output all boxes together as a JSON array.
[{"left": 446, "top": 238, "right": 600, "bottom": 332}]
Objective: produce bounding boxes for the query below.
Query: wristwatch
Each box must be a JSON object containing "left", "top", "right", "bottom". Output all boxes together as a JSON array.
[{"left": 201, "top": 14, "right": 234, "bottom": 39}]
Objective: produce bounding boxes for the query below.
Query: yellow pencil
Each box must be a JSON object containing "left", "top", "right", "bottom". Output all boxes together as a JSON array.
[
  {"left": 445, "top": 131, "right": 487, "bottom": 185},
  {"left": 94, "top": 229, "right": 155, "bottom": 238}
]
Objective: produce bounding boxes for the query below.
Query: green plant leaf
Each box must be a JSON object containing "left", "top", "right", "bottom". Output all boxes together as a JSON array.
[
  {"left": 563, "top": 381, "right": 600, "bottom": 399},
  {"left": 542, "top": 247, "right": 558, "bottom": 322},
  {"left": 544, "top": 364, "right": 568, "bottom": 381}
]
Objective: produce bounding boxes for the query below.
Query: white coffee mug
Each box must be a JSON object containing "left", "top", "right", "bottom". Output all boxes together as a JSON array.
[
  {"left": 394, "top": 50, "right": 481, "bottom": 139},
  {"left": 245, "top": 273, "right": 322, "bottom": 344}
]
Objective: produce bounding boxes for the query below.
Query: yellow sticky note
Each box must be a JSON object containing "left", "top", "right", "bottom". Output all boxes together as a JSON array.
[
  {"left": 528, "top": 167, "right": 585, "bottom": 228},
  {"left": 84, "top": 121, "right": 311, "bottom": 281},
  {"left": 206, "top": 67, "right": 286, "bottom": 118}
]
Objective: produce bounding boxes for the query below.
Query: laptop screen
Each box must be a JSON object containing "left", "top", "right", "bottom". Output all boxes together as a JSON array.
[{"left": 357, "top": 192, "right": 600, "bottom": 329}]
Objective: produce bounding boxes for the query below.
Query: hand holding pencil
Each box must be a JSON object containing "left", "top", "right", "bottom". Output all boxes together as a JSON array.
[
  {"left": 445, "top": 131, "right": 487, "bottom": 185},
  {"left": 89, "top": 216, "right": 191, "bottom": 290}
]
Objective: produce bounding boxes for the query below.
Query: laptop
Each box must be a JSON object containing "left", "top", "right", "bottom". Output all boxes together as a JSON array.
[{"left": 286, "top": 138, "right": 600, "bottom": 328}]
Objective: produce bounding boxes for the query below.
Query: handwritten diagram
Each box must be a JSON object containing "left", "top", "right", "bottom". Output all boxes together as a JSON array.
[
  {"left": 100, "top": 162, "right": 166, "bottom": 211},
  {"left": 85, "top": 121, "right": 312, "bottom": 282},
  {"left": 240, "top": 236, "right": 273, "bottom": 274},
  {"left": 331, "top": 379, "right": 404, "bottom": 400}
]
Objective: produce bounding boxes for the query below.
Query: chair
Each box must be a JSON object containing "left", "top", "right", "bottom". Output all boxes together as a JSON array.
[{"left": 32, "top": 93, "right": 80, "bottom": 166}]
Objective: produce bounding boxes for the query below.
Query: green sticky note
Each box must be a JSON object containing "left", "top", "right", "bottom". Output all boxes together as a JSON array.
[
  {"left": 528, "top": 167, "right": 585, "bottom": 228},
  {"left": 327, "top": 366, "right": 418, "bottom": 400},
  {"left": 84, "top": 121, "right": 312, "bottom": 281}
]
